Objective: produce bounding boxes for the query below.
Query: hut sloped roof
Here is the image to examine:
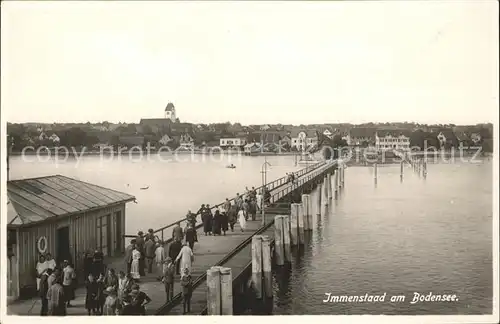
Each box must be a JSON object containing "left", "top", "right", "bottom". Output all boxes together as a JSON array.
[{"left": 7, "top": 175, "right": 136, "bottom": 227}]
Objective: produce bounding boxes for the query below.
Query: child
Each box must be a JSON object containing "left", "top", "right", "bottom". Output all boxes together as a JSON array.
[
  {"left": 103, "top": 287, "right": 118, "bottom": 315},
  {"left": 180, "top": 267, "right": 193, "bottom": 314},
  {"left": 162, "top": 258, "right": 175, "bottom": 301}
]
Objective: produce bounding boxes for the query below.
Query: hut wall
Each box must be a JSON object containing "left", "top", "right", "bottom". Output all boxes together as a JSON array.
[{"left": 17, "top": 203, "right": 126, "bottom": 293}]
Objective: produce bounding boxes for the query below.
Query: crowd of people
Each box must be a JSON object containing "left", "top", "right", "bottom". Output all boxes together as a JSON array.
[{"left": 33, "top": 184, "right": 277, "bottom": 316}]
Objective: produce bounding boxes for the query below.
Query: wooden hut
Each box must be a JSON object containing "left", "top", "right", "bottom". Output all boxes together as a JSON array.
[{"left": 6, "top": 175, "right": 135, "bottom": 300}]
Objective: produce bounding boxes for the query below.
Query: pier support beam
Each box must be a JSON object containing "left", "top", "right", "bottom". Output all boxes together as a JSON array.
[
  {"left": 290, "top": 204, "right": 300, "bottom": 246},
  {"left": 261, "top": 236, "right": 273, "bottom": 299},
  {"left": 251, "top": 236, "right": 263, "bottom": 299},
  {"left": 282, "top": 215, "right": 291, "bottom": 261},
  {"left": 273, "top": 216, "right": 285, "bottom": 266},
  {"left": 207, "top": 266, "right": 233, "bottom": 315},
  {"left": 327, "top": 173, "right": 333, "bottom": 199},
  {"left": 301, "top": 194, "right": 312, "bottom": 230},
  {"left": 400, "top": 161, "right": 404, "bottom": 181},
  {"left": 316, "top": 183, "right": 322, "bottom": 215},
  {"left": 323, "top": 176, "right": 329, "bottom": 205},
  {"left": 334, "top": 169, "right": 339, "bottom": 195},
  {"left": 298, "top": 205, "right": 305, "bottom": 244},
  {"left": 374, "top": 163, "right": 378, "bottom": 184}
]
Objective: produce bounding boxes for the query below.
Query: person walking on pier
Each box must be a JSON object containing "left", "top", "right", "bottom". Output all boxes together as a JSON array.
[
  {"left": 85, "top": 273, "right": 99, "bottom": 315},
  {"left": 62, "top": 260, "right": 76, "bottom": 308},
  {"left": 162, "top": 257, "right": 175, "bottom": 302},
  {"left": 144, "top": 236, "right": 156, "bottom": 274},
  {"left": 39, "top": 269, "right": 52, "bottom": 316},
  {"left": 181, "top": 267, "right": 193, "bottom": 314},
  {"left": 135, "top": 232, "right": 146, "bottom": 277},
  {"left": 249, "top": 199, "right": 257, "bottom": 221},
  {"left": 36, "top": 255, "right": 48, "bottom": 292},
  {"left": 185, "top": 223, "right": 198, "bottom": 251},
  {"left": 213, "top": 209, "right": 222, "bottom": 235},
  {"left": 155, "top": 242, "right": 166, "bottom": 281},
  {"left": 130, "top": 246, "right": 141, "bottom": 280},
  {"left": 124, "top": 240, "right": 135, "bottom": 275},
  {"left": 172, "top": 222, "right": 184, "bottom": 242},
  {"left": 129, "top": 284, "right": 151, "bottom": 315},
  {"left": 175, "top": 243, "right": 194, "bottom": 277},
  {"left": 221, "top": 210, "right": 229, "bottom": 235},
  {"left": 228, "top": 204, "right": 237, "bottom": 232},
  {"left": 186, "top": 210, "right": 197, "bottom": 228},
  {"left": 223, "top": 198, "right": 231, "bottom": 213},
  {"left": 242, "top": 199, "right": 249, "bottom": 220},
  {"left": 104, "top": 268, "right": 118, "bottom": 294},
  {"left": 202, "top": 206, "right": 213, "bottom": 235},
  {"left": 238, "top": 208, "right": 247, "bottom": 232},
  {"left": 47, "top": 276, "right": 66, "bottom": 316},
  {"left": 256, "top": 191, "right": 263, "bottom": 211},
  {"left": 168, "top": 239, "right": 183, "bottom": 275}
]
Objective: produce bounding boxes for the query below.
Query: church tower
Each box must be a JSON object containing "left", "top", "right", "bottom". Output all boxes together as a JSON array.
[{"left": 165, "top": 102, "right": 176, "bottom": 121}]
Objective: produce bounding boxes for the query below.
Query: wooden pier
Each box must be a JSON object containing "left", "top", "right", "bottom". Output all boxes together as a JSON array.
[{"left": 7, "top": 160, "right": 338, "bottom": 316}]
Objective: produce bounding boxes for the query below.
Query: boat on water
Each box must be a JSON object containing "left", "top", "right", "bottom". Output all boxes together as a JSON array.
[{"left": 226, "top": 164, "right": 237, "bottom": 169}]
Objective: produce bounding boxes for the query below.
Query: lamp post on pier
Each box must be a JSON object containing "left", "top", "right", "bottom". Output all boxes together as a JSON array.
[{"left": 261, "top": 157, "right": 272, "bottom": 226}]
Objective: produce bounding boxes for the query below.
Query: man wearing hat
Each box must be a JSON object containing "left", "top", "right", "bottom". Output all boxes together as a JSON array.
[
  {"left": 136, "top": 231, "right": 146, "bottom": 276},
  {"left": 162, "top": 257, "right": 175, "bottom": 301}
]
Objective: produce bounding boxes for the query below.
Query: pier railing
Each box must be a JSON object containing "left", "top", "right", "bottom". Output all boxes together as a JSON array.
[
  {"left": 154, "top": 161, "right": 334, "bottom": 315},
  {"left": 125, "top": 161, "right": 328, "bottom": 242}
]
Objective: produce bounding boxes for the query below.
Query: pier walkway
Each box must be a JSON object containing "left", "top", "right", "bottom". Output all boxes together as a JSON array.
[{"left": 7, "top": 160, "right": 336, "bottom": 316}]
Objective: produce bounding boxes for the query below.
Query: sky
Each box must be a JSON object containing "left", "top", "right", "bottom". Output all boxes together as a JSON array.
[{"left": 1, "top": 1, "right": 498, "bottom": 125}]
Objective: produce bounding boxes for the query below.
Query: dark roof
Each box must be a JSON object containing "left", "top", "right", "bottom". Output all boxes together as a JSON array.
[
  {"left": 376, "top": 129, "right": 411, "bottom": 137},
  {"left": 119, "top": 135, "right": 144, "bottom": 146},
  {"left": 349, "top": 127, "right": 377, "bottom": 138},
  {"left": 139, "top": 118, "right": 172, "bottom": 127},
  {"left": 165, "top": 102, "right": 175, "bottom": 111},
  {"left": 7, "top": 175, "right": 135, "bottom": 227},
  {"left": 290, "top": 129, "right": 318, "bottom": 138}
]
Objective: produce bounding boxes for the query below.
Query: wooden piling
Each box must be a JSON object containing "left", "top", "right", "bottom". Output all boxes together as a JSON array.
[
  {"left": 282, "top": 215, "right": 291, "bottom": 262},
  {"left": 400, "top": 161, "right": 404, "bottom": 179},
  {"left": 207, "top": 267, "right": 222, "bottom": 315},
  {"left": 327, "top": 173, "right": 333, "bottom": 199},
  {"left": 316, "top": 183, "right": 322, "bottom": 215},
  {"left": 261, "top": 236, "right": 273, "bottom": 298},
  {"left": 301, "top": 194, "right": 311, "bottom": 230},
  {"left": 251, "top": 236, "right": 263, "bottom": 299},
  {"left": 219, "top": 267, "right": 233, "bottom": 315},
  {"left": 274, "top": 216, "right": 285, "bottom": 265},
  {"left": 323, "top": 176, "right": 329, "bottom": 205},
  {"left": 374, "top": 163, "right": 378, "bottom": 182},
  {"left": 290, "top": 204, "right": 299, "bottom": 245},
  {"left": 298, "top": 205, "right": 305, "bottom": 244},
  {"left": 334, "top": 169, "right": 339, "bottom": 193}
]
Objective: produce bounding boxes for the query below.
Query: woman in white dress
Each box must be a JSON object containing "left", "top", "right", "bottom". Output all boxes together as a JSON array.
[
  {"left": 175, "top": 243, "right": 194, "bottom": 276},
  {"left": 36, "top": 255, "right": 48, "bottom": 291},
  {"left": 256, "top": 192, "right": 263, "bottom": 211},
  {"left": 130, "top": 247, "right": 141, "bottom": 280},
  {"left": 238, "top": 209, "right": 247, "bottom": 232}
]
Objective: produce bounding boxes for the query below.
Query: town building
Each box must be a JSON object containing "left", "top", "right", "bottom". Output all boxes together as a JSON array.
[
  {"left": 346, "top": 128, "right": 377, "bottom": 147},
  {"left": 375, "top": 129, "right": 411, "bottom": 151},
  {"left": 178, "top": 133, "right": 194, "bottom": 150},
  {"left": 243, "top": 142, "right": 261, "bottom": 155},
  {"left": 220, "top": 137, "right": 247, "bottom": 149},
  {"left": 164, "top": 102, "right": 176, "bottom": 121},
  {"left": 290, "top": 130, "right": 318, "bottom": 151},
  {"left": 436, "top": 129, "right": 459, "bottom": 148},
  {"left": 6, "top": 175, "right": 135, "bottom": 300}
]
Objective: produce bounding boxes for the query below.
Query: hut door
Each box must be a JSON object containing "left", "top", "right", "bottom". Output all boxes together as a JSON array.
[
  {"left": 56, "top": 226, "right": 71, "bottom": 265},
  {"left": 115, "top": 211, "right": 122, "bottom": 254},
  {"left": 96, "top": 214, "right": 111, "bottom": 257}
]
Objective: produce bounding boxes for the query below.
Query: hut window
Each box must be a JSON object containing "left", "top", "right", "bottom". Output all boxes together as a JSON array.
[{"left": 96, "top": 214, "right": 110, "bottom": 256}]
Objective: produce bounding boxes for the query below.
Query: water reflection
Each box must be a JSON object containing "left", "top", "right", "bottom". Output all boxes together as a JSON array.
[{"left": 272, "top": 161, "right": 493, "bottom": 315}]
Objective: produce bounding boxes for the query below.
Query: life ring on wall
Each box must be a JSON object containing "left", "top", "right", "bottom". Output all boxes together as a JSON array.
[{"left": 37, "top": 236, "right": 48, "bottom": 254}]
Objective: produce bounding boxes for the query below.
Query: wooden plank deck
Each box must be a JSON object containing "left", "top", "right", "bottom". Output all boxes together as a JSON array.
[{"left": 7, "top": 161, "right": 333, "bottom": 316}]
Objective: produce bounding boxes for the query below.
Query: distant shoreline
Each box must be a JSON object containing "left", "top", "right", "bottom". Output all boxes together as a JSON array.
[{"left": 9, "top": 150, "right": 300, "bottom": 156}]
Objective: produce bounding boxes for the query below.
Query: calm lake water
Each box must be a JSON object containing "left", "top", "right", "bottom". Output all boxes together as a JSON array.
[
  {"left": 9, "top": 154, "right": 302, "bottom": 234},
  {"left": 271, "top": 159, "right": 493, "bottom": 315},
  {"left": 10, "top": 155, "right": 493, "bottom": 315}
]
